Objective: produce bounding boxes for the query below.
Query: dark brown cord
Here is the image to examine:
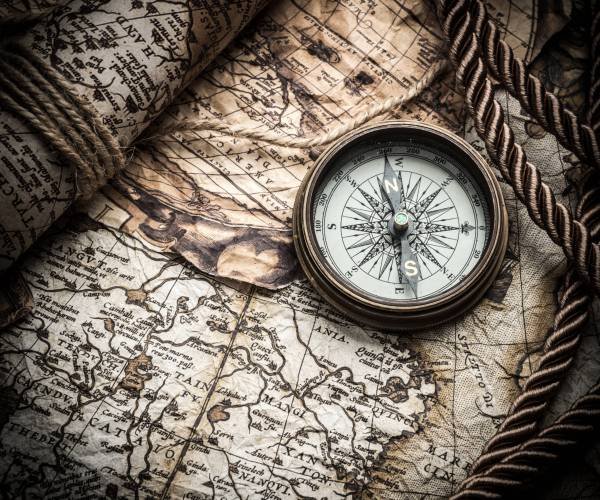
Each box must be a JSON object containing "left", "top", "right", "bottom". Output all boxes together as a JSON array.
[
  {"left": 451, "top": 0, "right": 600, "bottom": 479},
  {"left": 434, "top": 0, "right": 600, "bottom": 496},
  {"left": 469, "top": 0, "right": 600, "bottom": 171},
  {"left": 0, "top": 43, "right": 124, "bottom": 198},
  {"left": 456, "top": 193, "right": 600, "bottom": 490},
  {"left": 452, "top": 382, "right": 600, "bottom": 499},
  {"left": 464, "top": 271, "right": 591, "bottom": 476},
  {"left": 436, "top": 0, "right": 600, "bottom": 293},
  {"left": 453, "top": 274, "right": 594, "bottom": 497}
]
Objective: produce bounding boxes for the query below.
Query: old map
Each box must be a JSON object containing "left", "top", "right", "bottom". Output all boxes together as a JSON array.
[
  {"left": 90, "top": 0, "right": 556, "bottom": 289},
  {"left": 2, "top": 0, "right": 600, "bottom": 498},
  {"left": 0, "top": 0, "right": 267, "bottom": 273}
]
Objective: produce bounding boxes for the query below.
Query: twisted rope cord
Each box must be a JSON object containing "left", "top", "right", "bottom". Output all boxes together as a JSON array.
[
  {"left": 589, "top": 6, "right": 600, "bottom": 135},
  {"left": 579, "top": 184, "right": 600, "bottom": 241},
  {"left": 462, "top": 189, "right": 600, "bottom": 483},
  {"left": 436, "top": 0, "right": 600, "bottom": 495},
  {"left": 437, "top": 0, "right": 600, "bottom": 295},
  {"left": 455, "top": 0, "right": 599, "bottom": 475},
  {"left": 470, "top": 0, "right": 600, "bottom": 171},
  {"left": 453, "top": 271, "right": 592, "bottom": 497},
  {"left": 437, "top": 0, "right": 598, "bottom": 478},
  {"left": 453, "top": 382, "right": 600, "bottom": 499},
  {"left": 0, "top": 43, "right": 124, "bottom": 199},
  {"left": 143, "top": 58, "right": 449, "bottom": 149}
]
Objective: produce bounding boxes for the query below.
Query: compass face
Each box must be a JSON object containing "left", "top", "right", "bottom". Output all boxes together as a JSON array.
[
  {"left": 293, "top": 121, "right": 508, "bottom": 331},
  {"left": 313, "top": 143, "right": 489, "bottom": 301}
]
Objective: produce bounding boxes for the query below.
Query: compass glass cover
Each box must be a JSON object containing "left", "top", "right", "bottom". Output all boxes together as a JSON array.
[{"left": 311, "top": 138, "right": 491, "bottom": 302}]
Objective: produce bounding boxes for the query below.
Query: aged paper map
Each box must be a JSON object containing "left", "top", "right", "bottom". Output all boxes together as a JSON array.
[
  {"left": 0, "top": 0, "right": 267, "bottom": 273},
  {"left": 2, "top": 0, "right": 600, "bottom": 498}
]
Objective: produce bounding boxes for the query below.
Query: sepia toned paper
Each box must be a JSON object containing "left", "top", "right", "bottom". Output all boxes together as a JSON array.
[
  {"left": 3, "top": 1, "right": 597, "bottom": 499},
  {"left": 0, "top": 0, "right": 268, "bottom": 274},
  {"left": 89, "top": 0, "right": 571, "bottom": 289}
]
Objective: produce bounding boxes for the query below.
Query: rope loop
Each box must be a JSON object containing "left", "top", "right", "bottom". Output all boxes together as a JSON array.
[
  {"left": 472, "top": 0, "right": 600, "bottom": 170},
  {"left": 430, "top": 1, "right": 600, "bottom": 498},
  {"left": 0, "top": 42, "right": 125, "bottom": 199}
]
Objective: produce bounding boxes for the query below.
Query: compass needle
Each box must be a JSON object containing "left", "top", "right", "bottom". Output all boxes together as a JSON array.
[
  {"left": 402, "top": 237, "right": 420, "bottom": 297},
  {"left": 295, "top": 122, "right": 508, "bottom": 330},
  {"left": 381, "top": 154, "right": 405, "bottom": 212}
]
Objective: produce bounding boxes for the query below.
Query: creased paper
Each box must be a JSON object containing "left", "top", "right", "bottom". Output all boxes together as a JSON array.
[
  {"left": 90, "top": 0, "right": 571, "bottom": 289},
  {"left": 0, "top": 0, "right": 268, "bottom": 273}
]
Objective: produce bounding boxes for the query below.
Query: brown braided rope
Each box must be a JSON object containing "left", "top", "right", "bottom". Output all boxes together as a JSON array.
[
  {"left": 0, "top": 42, "right": 124, "bottom": 199},
  {"left": 453, "top": 276, "right": 594, "bottom": 497},
  {"left": 589, "top": 6, "right": 600, "bottom": 135},
  {"left": 451, "top": 1, "right": 600, "bottom": 495},
  {"left": 436, "top": 0, "right": 600, "bottom": 293},
  {"left": 453, "top": 382, "right": 600, "bottom": 499},
  {"left": 453, "top": 191, "right": 600, "bottom": 497},
  {"left": 454, "top": 1, "right": 600, "bottom": 478},
  {"left": 433, "top": 0, "right": 600, "bottom": 496},
  {"left": 579, "top": 183, "right": 600, "bottom": 242},
  {"left": 434, "top": 0, "right": 600, "bottom": 485},
  {"left": 469, "top": 0, "right": 600, "bottom": 171},
  {"left": 463, "top": 272, "right": 591, "bottom": 477}
]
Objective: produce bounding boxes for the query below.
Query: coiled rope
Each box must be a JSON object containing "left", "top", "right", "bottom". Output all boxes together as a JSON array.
[
  {"left": 435, "top": 0, "right": 600, "bottom": 497},
  {"left": 437, "top": 0, "right": 600, "bottom": 298},
  {"left": 471, "top": 1, "right": 600, "bottom": 171},
  {"left": 0, "top": 42, "right": 125, "bottom": 199},
  {"left": 454, "top": 382, "right": 600, "bottom": 499}
]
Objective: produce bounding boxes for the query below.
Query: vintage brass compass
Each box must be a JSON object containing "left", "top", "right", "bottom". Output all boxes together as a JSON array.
[{"left": 293, "top": 121, "right": 508, "bottom": 331}]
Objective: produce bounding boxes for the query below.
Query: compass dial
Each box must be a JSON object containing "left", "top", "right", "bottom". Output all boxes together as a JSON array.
[
  {"left": 315, "top": 146, "right": 488, "bottom": 301},
  {"left": 294, "top": 121, "right": 508, "bottom": 331}
]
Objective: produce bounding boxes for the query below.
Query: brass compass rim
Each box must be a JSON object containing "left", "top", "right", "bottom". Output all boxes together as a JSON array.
[{"left": 293, "top": 120, "right": 509, "bottom": 331}]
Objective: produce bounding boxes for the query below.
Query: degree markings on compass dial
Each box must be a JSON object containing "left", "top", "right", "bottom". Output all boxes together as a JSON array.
[{"left": 312, "top": 142, "right": 491, "bottom": 301}]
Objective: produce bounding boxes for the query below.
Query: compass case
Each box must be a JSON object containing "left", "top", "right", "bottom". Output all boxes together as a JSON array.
[{"left": 293, "top": 121, "right": 509, "bottom": 332}]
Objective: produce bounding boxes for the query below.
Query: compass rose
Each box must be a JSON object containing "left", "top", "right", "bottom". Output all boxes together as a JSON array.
[{"left": 341, "top": 163, "right": 459, "bottom": 291}]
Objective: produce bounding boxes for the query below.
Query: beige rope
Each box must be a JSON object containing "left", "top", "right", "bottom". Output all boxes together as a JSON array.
[
  {"left": 0, "top": 43, "right": 125, "bottom": 199},
  {"left": 150, "top": 59, "right": 449, "bottom": 149}
]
